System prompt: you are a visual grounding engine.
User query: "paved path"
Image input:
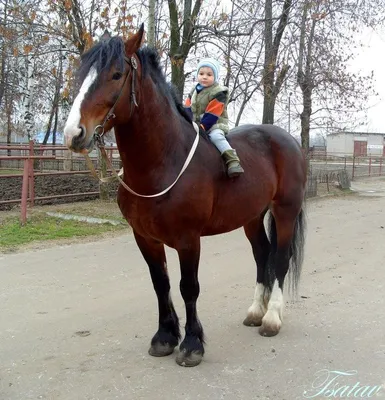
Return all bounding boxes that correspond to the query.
[1,191,384,399]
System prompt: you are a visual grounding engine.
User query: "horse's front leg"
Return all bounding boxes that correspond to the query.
[133,231,180,356]
[175,237,205,367]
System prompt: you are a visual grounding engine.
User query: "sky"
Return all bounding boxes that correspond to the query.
[350,28,385,133]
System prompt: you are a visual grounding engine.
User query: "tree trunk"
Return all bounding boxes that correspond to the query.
[70,0,87,54]
[297,0,317,151]
[170,59,186,99]
[168,0,202,100]
[262,0,292,124]
[0,0,8,108]
[43,102,55,144]
[235,96,248,126]
[44,48,63,146]
[52,104,59,156]
[6,99,12,156]
[262,0,274,124]
[300,88,312,151]
[22,56,35,140]
[148,0,156,47]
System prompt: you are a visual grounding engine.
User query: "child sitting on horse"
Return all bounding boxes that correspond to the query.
[184,58,244,178]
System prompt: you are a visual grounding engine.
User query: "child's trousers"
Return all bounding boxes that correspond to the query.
[208,128,232,154]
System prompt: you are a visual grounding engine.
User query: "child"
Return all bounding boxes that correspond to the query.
[184,58,244,178]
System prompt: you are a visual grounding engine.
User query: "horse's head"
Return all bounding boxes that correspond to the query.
[64,25,144,153]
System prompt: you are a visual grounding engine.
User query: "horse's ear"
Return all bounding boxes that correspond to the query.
[101,30,111,41]
[125,24,145,54]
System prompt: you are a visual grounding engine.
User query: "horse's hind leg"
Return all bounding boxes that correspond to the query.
[133,231,180,356]
[243,212,271,327]
[259,202,304,337]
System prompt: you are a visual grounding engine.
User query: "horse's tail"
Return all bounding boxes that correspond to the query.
[265,208,306,296]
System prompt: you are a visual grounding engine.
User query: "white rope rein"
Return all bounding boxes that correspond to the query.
[86,122,200,198]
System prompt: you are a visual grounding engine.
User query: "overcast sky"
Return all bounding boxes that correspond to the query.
[352,27,385,133]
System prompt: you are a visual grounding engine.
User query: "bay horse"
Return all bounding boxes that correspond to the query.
[63,26,307,367]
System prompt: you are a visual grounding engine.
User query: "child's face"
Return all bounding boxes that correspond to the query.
[197,67,215,87]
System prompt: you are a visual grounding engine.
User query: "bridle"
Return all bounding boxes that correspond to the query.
[93,55,139,145]
[84,52,200,198]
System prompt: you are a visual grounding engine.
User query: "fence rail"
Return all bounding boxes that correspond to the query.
[0,141,121,224]
[309,153,385,180]
[1,144,384,223]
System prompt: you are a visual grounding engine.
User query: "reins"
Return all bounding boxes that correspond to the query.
[84,54,199,198]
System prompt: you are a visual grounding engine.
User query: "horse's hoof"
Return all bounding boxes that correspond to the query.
[258,323,280,337]
[243,314,263,327]
[175,349,203,367]
[148,343,176,357]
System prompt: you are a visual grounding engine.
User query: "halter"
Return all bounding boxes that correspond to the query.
[92,55,139,144]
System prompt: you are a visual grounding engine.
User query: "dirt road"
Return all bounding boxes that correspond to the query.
[1,181,385,400]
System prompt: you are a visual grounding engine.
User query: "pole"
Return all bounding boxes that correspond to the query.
[29,140,35,207]
[20,160,29,225]
[288,92,292,135]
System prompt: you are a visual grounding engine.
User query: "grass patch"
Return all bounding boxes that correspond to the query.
[41,200,126,221]
[0,213,128,252]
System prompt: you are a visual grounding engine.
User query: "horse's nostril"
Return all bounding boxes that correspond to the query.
[78,125,86,139]
[72,125,86,148]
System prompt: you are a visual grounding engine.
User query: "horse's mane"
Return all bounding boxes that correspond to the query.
[78,37,193,126]
[78,36,126,83]
[137,47,194,125]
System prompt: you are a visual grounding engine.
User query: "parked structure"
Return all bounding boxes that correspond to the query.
[327,131,385,156]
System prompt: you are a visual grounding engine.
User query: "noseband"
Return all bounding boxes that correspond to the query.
[93,55,139,145]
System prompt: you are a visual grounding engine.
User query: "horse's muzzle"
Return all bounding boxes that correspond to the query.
[65,125,94,154]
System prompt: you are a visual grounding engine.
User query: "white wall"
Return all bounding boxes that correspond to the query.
[327,133,385,156]
[367,134,384,156]
[327,134,349,155]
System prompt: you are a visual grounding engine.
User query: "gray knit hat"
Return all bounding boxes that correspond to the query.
[197,58,221,82]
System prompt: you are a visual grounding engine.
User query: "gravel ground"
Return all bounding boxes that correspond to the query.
[0,178,384,399]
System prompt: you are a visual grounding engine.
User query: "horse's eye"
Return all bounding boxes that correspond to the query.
[112,72,122,80]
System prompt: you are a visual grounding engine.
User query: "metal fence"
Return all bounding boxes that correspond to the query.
[0,142,122,222]
[2,145,382,215]
[0,142,121,172]
[309,153,385,180]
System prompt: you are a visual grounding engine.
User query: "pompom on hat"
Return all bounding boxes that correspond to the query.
[196,58,221,82]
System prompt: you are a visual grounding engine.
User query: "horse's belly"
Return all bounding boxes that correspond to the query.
[202,199,265,236]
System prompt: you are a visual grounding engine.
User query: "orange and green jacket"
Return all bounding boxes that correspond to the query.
[184,83,229,134]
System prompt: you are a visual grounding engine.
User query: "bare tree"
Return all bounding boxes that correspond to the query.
[167,0,203,99]
[148,0,156,47]
[294,0,384,150]
[262,0,292,124]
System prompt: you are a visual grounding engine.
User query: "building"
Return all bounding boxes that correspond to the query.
[326,131,385,156]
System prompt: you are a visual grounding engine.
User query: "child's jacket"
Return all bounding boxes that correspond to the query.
[185,82,229,134]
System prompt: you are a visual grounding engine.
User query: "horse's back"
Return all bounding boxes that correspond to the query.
[228,124,302,154]
[226,123,307,200]
[228,124,305,176]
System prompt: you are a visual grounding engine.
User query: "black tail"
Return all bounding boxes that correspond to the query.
[265,209,306,296]
[288,209,306,295]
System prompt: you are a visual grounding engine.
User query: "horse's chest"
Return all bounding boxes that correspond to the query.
[118,196,173,237]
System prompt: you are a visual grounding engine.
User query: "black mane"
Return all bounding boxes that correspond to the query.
[78,37,193,125]
[137,47,193,125]
[78,36,126,83]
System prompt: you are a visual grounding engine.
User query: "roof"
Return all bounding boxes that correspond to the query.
[327,131,385,137]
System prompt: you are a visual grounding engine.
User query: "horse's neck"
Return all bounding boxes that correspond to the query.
[115,80,193,188]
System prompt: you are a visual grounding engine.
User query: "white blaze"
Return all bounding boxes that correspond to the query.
[63,66,98,146]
